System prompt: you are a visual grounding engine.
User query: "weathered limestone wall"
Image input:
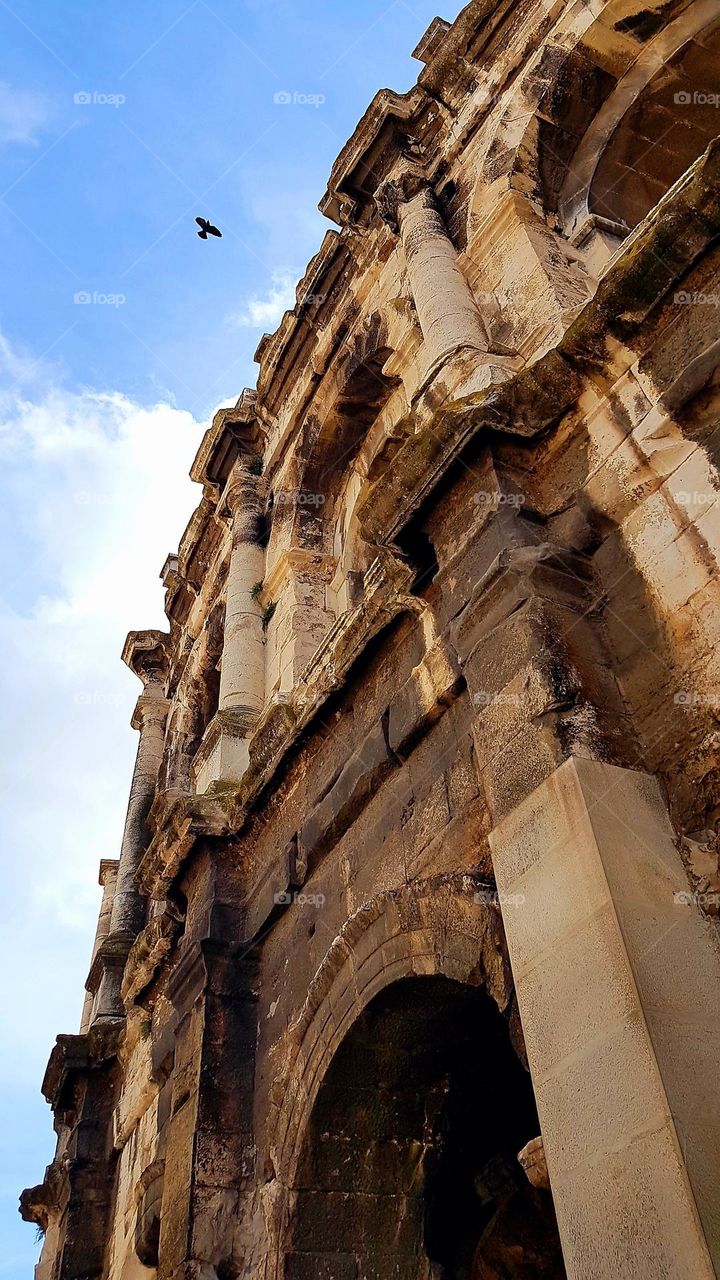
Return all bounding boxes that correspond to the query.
[22,1,720,1278]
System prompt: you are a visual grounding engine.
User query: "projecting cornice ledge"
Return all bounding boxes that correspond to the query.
[358,138,720,548]
[41,1023,122,1111]
[319,86,426,226]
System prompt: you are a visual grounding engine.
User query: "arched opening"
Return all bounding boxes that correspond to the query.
[588,22,720,234]
[260,336,401,697]
[555,7,720,270]
[300,345,399,547]
[284,976,565,1279]
[325,346,400,612]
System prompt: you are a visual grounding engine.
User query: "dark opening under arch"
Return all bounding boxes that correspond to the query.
[284,976,565,1279]
[589,23,720,233]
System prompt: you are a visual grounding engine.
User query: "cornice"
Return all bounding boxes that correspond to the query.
[254,231,346,381]
[41,1023,122,1110]
[412,16,451,65]
[176,498,222,588]
[99,857,119,885]
[189,390,264,499]
[121,629,171,688]
[262,548,335,602]
[319,86,426,226]
[255,233,357,430]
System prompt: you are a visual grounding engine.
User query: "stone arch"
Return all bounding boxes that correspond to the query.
[263,312,404,690]
[260,314,405,695]
[558,1,720,250]
[266,315,401,560]
[473,0,715,216]
[471,0,720,237]
[263,877,565,1279]
[464,0,720,350]
[294,315,401,549]
[159,602,224,795]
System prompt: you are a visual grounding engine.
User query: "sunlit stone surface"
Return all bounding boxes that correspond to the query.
[21,3,720,1277]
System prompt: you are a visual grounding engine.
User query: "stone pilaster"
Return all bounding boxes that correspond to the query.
[262,547,336,697]
[193,461,266,793]
[489,757,720,1279]
[158,940,257,1280]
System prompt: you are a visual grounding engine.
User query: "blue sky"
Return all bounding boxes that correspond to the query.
[0,1,466,1274]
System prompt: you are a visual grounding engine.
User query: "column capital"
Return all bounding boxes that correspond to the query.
[132,684,170,733]
[122,629,170,690]
[222,459,266,518]
[221,460,267,550]
[375,168,432,233]
[98,858,119,886]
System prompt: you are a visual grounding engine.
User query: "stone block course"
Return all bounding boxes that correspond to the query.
[24,4,720,1279]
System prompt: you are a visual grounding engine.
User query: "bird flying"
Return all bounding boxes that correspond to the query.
[195,216,222,239]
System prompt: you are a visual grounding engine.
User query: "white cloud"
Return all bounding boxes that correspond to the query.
[0,83,51,145]
[229,267,297,329]
[0,335,207,1079]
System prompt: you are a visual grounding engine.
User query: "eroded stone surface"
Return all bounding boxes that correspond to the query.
[21,3,720,1279]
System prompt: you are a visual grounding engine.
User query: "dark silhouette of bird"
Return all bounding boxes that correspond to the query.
[195,216,222,240]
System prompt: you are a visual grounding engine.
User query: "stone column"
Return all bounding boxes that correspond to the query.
[489,756,720,1279]
[376,171,497,387]
[80,859,119,1033]
[95,673,169,1022]
[218,463,266,717]
[193,461,266,792]
[109,681,169,938]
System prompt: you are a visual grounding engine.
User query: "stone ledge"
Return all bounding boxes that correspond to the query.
[19,1161,63,1230]
[42,1022,122,1110]
[191,706,258,794]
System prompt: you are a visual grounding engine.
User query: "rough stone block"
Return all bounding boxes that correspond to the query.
[387,639,461,757]
[299,720,392,863]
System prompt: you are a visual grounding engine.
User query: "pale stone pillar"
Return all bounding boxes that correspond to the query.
[108,682,169,938]
[376,172,490,375]
[193,462,266,792]
[218,463,266,717]
[489,756,720,1279]
[79,859,118,1033]
[94,681,168,1022]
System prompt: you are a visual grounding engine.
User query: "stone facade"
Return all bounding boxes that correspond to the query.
[21,1,720,1276]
